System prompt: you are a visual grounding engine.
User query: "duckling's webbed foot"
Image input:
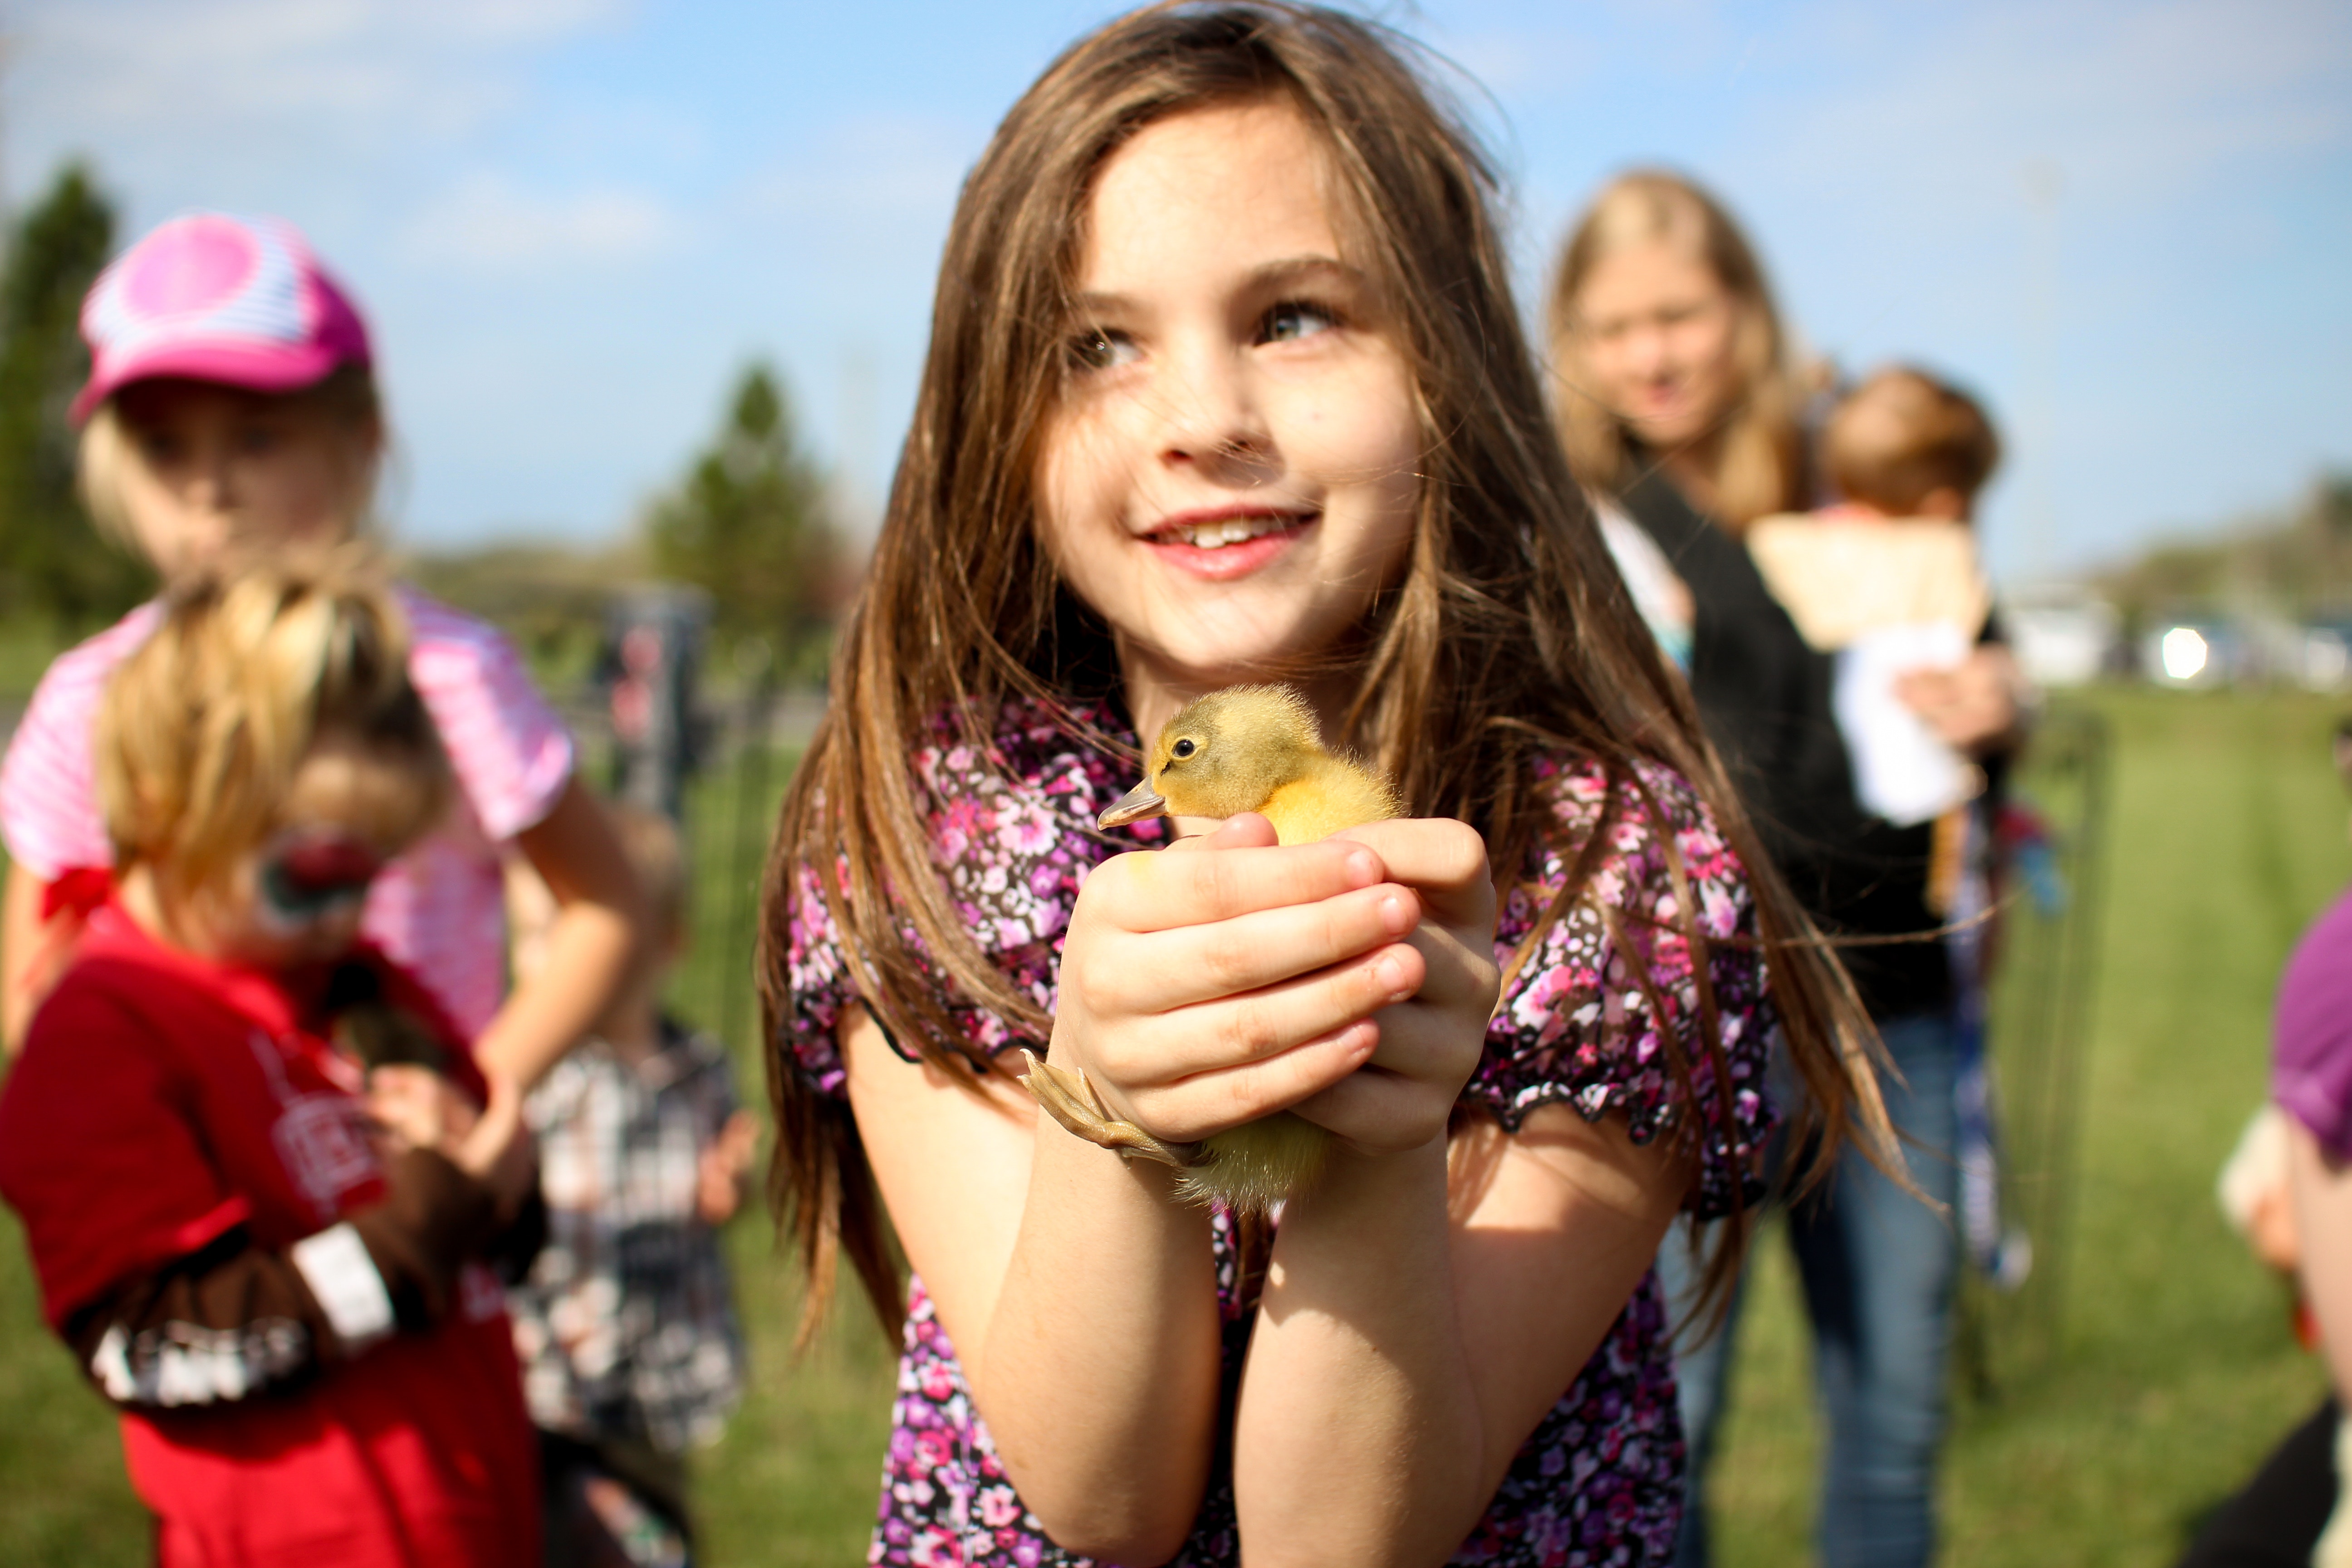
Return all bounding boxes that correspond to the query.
[1016,1049,1201,1171]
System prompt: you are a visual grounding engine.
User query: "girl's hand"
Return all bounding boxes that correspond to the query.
[1047,813,1425,1147]
[1287,816,1500,1158]
[365,1063,480,1154]
[453,1076,539,1219]
[367,1065,536,1217]
[696,1109,760,1225]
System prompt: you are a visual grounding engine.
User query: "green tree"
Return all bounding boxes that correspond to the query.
[645,363,837,677]
[0,164,147,626]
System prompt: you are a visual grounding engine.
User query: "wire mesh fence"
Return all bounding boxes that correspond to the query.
[562,672,820,1071]
[1959,702,2113,1393]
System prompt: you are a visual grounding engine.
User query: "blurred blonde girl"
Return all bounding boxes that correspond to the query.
[0,555,540,1566]
[1553,173,2021,1568]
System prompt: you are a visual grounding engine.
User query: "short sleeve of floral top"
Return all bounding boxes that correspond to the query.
[782,698,1779,1568]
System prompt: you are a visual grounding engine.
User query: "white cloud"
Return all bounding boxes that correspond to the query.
[404,171,683,269]
[8,0,632,170]
[1739,0,2352,216]
[742,114,971,225]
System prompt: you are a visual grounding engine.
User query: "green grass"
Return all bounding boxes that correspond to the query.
[1709,688,2352,1565]
[0,617,76,706]
[668,737,905,1562]
[1,687,2347,1563]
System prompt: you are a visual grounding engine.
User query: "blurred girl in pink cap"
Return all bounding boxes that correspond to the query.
[0,213,644,1147]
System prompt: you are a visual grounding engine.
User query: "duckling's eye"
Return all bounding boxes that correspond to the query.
[1170,738,1197,759]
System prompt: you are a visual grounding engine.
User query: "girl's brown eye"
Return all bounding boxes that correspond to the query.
[1069,328,1136,372]
[1260,300,1338,344]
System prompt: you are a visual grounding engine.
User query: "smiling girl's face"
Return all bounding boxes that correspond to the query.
[1568,240,1741,452]
[1035,98,1422,739]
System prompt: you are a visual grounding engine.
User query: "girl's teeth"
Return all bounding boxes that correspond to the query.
[1176,517,1281,548]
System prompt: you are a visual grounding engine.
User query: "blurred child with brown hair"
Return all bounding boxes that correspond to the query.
[503,802,755,1568]
[1748,364,2022,836]
[0,553,541,1567]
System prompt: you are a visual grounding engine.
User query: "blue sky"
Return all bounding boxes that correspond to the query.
[11,0,2350,581]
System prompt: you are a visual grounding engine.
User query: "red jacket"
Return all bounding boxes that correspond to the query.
[0,904,539,1568]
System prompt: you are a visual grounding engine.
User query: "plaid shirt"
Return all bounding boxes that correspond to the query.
[507,1019,747,1454]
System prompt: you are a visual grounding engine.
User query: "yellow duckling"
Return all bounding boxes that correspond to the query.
[1019,685,1400,1213]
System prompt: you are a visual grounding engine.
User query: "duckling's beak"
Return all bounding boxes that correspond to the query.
[1097,776,1168,830]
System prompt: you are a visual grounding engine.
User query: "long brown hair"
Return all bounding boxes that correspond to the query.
[1548,170,1810,530]
[759,1,1895,1343]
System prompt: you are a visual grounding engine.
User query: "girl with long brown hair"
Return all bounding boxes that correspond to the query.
[762,8,1895,1563]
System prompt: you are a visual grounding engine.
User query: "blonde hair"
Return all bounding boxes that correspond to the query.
[1823,365,2000,516]
[97,545,447,904]
[77,365,385,558]
[1548,170,1808,530]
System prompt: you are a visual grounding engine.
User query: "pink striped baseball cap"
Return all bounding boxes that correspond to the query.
[73,212,371,424]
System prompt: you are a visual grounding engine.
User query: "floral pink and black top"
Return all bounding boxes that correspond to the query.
[782,697,1779,1568]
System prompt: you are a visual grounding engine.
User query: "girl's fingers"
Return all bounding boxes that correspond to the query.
[1326,817,1494,931]
[1283,968,1490,1147]
[1284,1059,1455,1155]
[1280,820,1501,1152]
[1084,879,1422,1014]
[1122,1018,1384,1143]
[1049,812,1497,1147]
[1379,905,1497,1012]
[1353,989,1483,1088]
[1056,934,1420,1129]
[1098,832,1391,934]
[1093,934,1426,1090]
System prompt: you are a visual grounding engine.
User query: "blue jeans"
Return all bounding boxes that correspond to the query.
[1660,1010,1961,1568]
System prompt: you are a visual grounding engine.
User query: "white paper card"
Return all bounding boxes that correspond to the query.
[1834,621,1976,827]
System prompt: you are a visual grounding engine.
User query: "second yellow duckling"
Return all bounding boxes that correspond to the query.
[1019,685,1400,1213]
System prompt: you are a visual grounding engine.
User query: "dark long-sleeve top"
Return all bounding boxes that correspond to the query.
[1614,466,1960,1019]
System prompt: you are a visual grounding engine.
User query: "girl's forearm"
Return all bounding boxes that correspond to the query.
[974,1118,1225,1564]
[2,864,51,1054]
[477,776,645,1092]
[472,898,634,1089]
[1234,1136,1489,1568]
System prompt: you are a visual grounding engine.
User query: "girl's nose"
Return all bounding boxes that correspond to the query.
[182,438,238,514]
[1156,340,1276,484]
[1621,322,1674,382]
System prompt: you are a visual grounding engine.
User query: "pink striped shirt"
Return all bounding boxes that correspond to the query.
[0,587,574,1037]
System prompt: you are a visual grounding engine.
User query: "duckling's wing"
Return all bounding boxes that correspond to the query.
[1260,757,1401,843]
[1176,1112,1331,1213]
